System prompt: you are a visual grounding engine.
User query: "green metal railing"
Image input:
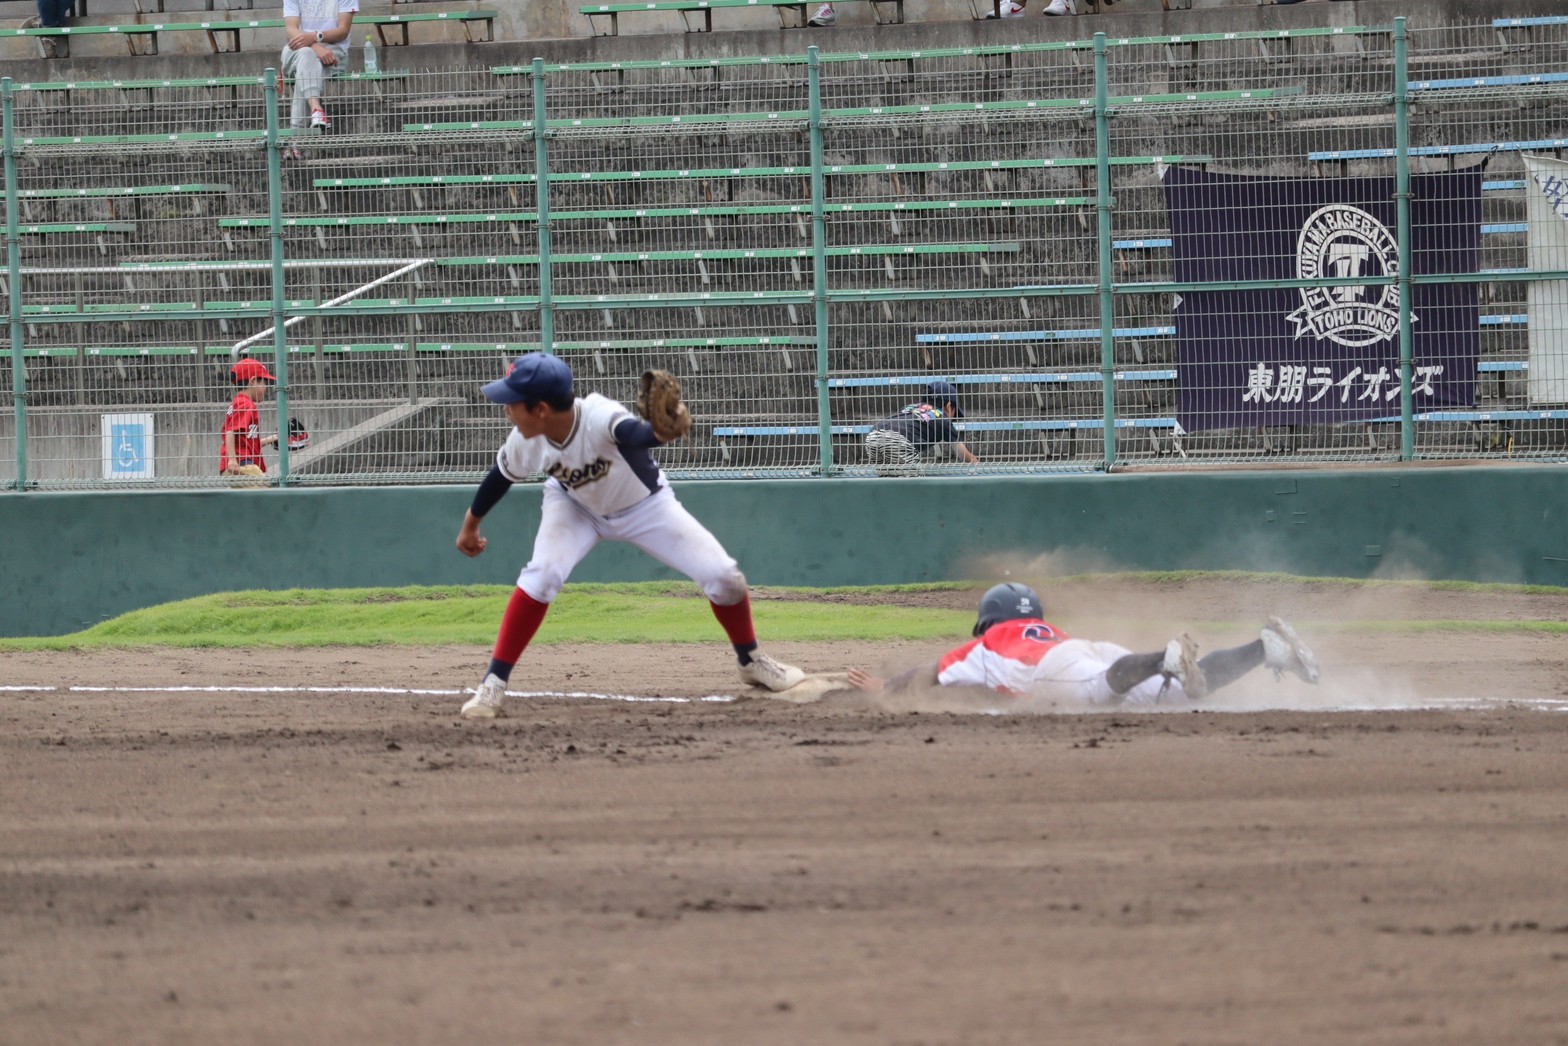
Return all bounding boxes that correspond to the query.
[3,17,1566,489]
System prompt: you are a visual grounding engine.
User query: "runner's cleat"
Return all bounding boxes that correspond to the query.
[1159,633,1207,699]
[1261,616,1320,684]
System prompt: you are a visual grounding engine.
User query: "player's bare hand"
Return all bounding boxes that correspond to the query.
[317,45,338,65]
[847,668,885,694]
[286,31,314,49]
[456,513,487,557]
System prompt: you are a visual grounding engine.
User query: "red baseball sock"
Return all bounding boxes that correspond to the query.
[709,594,757,657]
[489,588,550,680]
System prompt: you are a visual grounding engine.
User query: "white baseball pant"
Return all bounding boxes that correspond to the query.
[1029,639,1195,708]
[516,484,749,607]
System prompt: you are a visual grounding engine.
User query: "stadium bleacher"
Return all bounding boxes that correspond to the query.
[3,0,1566,485]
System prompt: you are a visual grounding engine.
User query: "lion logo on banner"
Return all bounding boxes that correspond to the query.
[1287,204,1413,348]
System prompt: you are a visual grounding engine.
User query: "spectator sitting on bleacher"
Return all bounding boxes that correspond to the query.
[281,0,359,146]
[864,379,980,475]
[21,0,72,57]
[21,0,70,28]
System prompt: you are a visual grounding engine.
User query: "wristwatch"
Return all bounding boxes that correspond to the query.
[315,30,324,42]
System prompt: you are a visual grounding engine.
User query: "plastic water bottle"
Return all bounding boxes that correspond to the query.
[363,36,377,75]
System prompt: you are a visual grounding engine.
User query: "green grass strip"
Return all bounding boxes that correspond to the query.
[0,582,977,651]
[2,573,1563,651]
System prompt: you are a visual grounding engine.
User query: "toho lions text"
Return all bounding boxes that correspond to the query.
[549,457,613,489]
[1287,205,1413,347]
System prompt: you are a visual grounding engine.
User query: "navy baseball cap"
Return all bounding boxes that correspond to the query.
[481,352,574,405]
[927,379,964,417]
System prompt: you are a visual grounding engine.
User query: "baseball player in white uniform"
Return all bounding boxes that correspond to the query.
[456,352,805,719]
[849,582,1320,708]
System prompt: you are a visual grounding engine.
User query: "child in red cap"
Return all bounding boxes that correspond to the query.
[221,357,278,477]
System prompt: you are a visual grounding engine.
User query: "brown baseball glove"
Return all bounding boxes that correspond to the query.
[636,369,693,443]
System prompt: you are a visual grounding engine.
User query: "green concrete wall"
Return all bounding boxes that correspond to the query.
[2,467,1565,637]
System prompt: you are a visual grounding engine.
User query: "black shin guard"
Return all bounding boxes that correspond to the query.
[1105,650,1167,696]
[1198,639,1265,693]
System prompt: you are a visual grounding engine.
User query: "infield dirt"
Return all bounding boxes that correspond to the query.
[3,578,1567,1045]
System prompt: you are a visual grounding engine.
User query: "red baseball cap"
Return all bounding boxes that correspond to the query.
[231,357,277,384]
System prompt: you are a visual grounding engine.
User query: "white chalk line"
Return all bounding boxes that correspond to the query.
[0,684,737,704]
[1,685,1564,713]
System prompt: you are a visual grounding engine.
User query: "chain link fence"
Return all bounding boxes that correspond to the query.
[3,15,1566,489]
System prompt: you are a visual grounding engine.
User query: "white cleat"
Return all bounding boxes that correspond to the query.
[1262,616,1320,684]
[1160,633,1208,700]
[739,652,806,692]
[460,673,508,719]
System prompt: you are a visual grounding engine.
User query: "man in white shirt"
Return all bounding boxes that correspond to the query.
[280,0,358,147]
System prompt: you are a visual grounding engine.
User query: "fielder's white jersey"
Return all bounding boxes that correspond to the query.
[494,393,667,520]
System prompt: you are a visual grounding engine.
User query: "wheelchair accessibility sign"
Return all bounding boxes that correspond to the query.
[102,413,155,481]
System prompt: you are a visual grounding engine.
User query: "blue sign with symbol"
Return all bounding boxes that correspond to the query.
[101,413,155,480]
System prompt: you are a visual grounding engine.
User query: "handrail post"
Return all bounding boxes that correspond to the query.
[3,78,27,490]
[265,68,291,485]
[533,57,555,355]
[1393,18,1414,461]
[1094,34,1117,470]
[808,46,833,477]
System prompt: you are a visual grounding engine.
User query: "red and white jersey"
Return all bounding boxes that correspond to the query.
[936,618,1071,695]
[937,617,1190,707]
[219,391,265,473]
[494,393,667,520]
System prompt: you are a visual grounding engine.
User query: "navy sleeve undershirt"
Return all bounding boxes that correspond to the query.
[469,465,514,518]
[613,416,662,448]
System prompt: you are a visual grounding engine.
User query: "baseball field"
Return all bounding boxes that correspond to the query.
[4,575,1567,1044]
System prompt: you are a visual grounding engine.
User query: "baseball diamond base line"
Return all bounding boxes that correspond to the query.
[3,682,1563,713]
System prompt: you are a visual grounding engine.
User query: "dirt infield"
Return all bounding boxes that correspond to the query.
[4,580,1567,1045]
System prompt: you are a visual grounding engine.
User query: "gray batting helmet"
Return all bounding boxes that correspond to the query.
[973,582,1043,636]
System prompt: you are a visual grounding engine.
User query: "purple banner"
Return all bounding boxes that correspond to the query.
[1161,166,1482,431]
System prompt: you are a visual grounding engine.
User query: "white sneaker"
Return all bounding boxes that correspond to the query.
[309,107,330,131]
[460,673,507,719]
[808,3,835,26]
[1159,633,1207,699]
[1042,0,1075,13]
[986,0,1026,17]
[1261,617,1320,684]
[739,652,805,692]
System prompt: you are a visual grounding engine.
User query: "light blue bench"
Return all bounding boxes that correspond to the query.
[1109,222,1525,261]
[826,370,1177,389]
[1370,410,1568,424]
[1494,15,1568,49]
[1310,139,1568,172]
[915,325,1175,346]
[709,416,1188,466]
[1409,71,1568,92]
